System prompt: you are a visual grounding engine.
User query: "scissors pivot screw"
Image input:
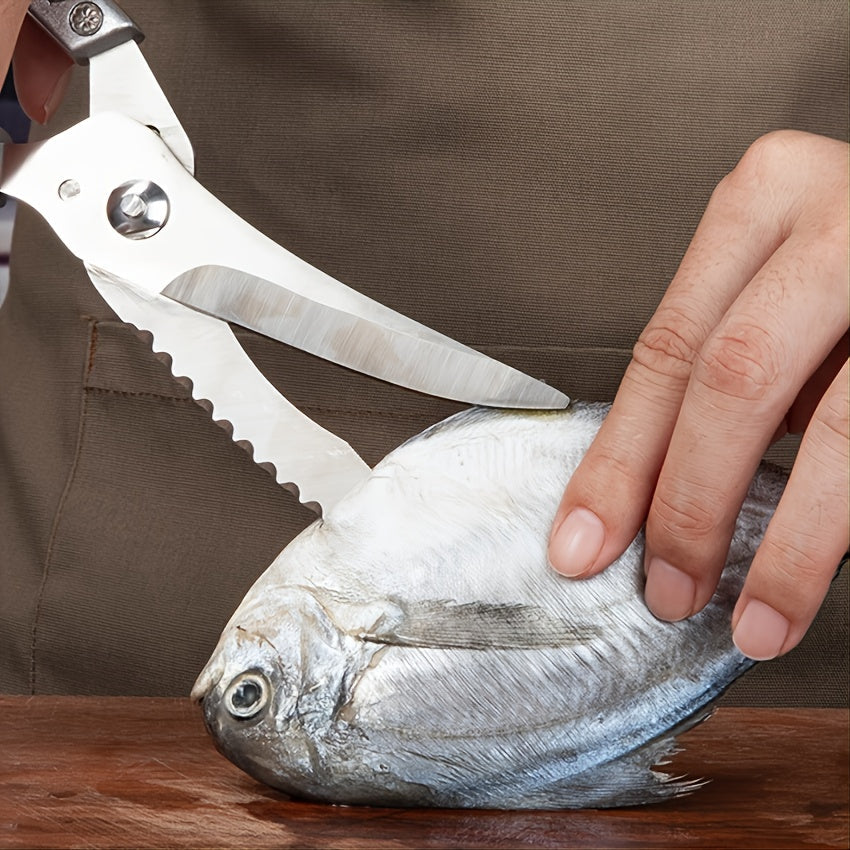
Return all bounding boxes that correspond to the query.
[107,179,169,240]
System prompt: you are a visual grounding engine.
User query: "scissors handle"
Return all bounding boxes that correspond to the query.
[27,0,142,64]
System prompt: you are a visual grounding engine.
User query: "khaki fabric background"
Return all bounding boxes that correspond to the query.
[0,1,847,704]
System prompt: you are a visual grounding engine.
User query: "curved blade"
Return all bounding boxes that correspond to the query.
[86,266,370,514]
[2,112,568,410]
[163,265,568,408]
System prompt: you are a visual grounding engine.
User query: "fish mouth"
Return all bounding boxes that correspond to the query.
[190,657,225,702]
[194,670,285,795]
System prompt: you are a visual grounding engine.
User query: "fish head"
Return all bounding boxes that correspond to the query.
[190,587,303,787]
[191,580,360,794]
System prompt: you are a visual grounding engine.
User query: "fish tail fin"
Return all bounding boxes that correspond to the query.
[544,706,716,809]
[466,706,715,810]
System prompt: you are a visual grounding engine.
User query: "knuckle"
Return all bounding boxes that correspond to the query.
[803,385,850,469]
[632,310,705,384]
[807,216,850,250]
[651,487,720,542]
[758,534,833,597]
[583,444,643,497]
[570,442,647,516]
[710,131,805,225]
[694,323,783,403]
[745,129,803,159]
[728,130,801,187]
[712,131,843,237]
[816,386,850,444]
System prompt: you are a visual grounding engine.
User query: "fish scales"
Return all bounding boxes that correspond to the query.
[192,403,786,809]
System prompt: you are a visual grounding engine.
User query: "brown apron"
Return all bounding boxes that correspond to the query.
[1,0,847,704]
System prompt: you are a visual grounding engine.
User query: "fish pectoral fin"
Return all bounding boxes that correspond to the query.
[359,599,599,650]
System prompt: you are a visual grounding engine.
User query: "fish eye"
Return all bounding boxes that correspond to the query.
[223,671,270,720]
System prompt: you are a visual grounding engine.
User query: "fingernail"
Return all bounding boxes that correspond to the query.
[549,508,605,577]
[645,558,696,621]
[732,600,790,660]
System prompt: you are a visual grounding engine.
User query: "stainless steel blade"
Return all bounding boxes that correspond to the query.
[85,266,371,514]
[163,265,569,409]
[1,111,569,410]
[89,40,194,174]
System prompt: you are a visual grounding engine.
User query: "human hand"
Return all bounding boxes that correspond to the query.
[1,0,72,124]
[548,130,849,661]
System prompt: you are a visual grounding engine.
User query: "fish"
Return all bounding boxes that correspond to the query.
[191,402,787,809]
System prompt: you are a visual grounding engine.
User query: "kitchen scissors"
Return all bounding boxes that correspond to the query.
[0,0,568,511]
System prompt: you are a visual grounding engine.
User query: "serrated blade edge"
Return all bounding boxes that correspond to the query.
[86,265,371,514]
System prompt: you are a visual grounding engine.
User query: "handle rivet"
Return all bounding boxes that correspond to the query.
[58,179,81,201]
[69,2,104,37]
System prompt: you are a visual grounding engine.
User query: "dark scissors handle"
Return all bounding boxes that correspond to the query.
[27,0,142,64]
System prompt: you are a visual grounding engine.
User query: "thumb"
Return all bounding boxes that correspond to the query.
[12,15,74,124]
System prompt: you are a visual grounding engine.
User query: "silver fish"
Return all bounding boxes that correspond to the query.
[192,403,786,809]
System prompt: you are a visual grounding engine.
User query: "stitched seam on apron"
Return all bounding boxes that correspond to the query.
[298,406,448,417]
[85,385,192,403]
[29,319,97,693]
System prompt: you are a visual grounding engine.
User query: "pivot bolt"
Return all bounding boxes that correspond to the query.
[107,180,169,240]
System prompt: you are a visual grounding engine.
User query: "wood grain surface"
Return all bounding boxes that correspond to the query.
[0,697,847,849]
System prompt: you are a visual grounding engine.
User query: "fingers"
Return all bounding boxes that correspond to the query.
[12,16,74,124]
[778,333,850,439]
[643,228,848,620]
[548,130,849,662]
[732,360,850,659]
[548,132,804,579]
[0,1,30,82]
